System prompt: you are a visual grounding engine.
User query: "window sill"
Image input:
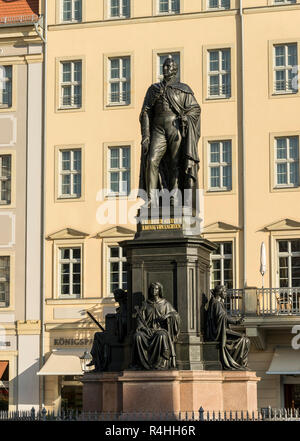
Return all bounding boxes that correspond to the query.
[46,298,103,305]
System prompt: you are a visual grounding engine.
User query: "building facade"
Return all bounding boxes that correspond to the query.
[42,0,300,411]
[0,0,44,410]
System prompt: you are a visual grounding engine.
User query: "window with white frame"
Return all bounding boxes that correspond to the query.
[208,140,232,191]
[157,52,180,82]
[278,240,300,288]
[0,257,10,308]
[208,49,231,98]
[0,66,12,108]
[61,0,82,22]
[108,57,130,105]
[59,149,82,198]
[158,0,180,14]
[211,242,233,289]
[275,136,299,187]
[108,246,127,294]
[274,0,296,4]
[274,44,298,94]
[60,61,82,108]
[208,0,230,9]
[108,146,130,196]
[109,0,130,18]
[59,247,81,297]
[0,156,11,205]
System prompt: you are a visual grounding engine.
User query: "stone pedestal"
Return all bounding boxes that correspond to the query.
[82,370,260,413]
[120,221,221,370]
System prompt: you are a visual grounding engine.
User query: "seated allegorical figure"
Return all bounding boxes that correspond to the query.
[132,281,180,370]
[205,285,250,370]
[87,288,127,371]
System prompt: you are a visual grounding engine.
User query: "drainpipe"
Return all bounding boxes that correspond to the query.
[239,0,246,288]
[40,0,47,409]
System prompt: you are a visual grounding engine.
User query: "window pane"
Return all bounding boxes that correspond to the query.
[222,141,231,163]
[291,240,300,252]
[72,248,81,259]
[209,51,219,71]
[279,241,288,252]
[209,75,219,95]
[122,147,130,168]
[289,137,299,159]
[275,46,285,66]
[122,58,130,78]
[222,50,230,71]
[73,150,81,171]
[74,0,82,21]
[110,247,119,258]
[210,143,220,163]
[73,173,81,196]
[159,0,169,13]
[110,59,120,79]
[210,167,220,188]
[123,0,130,17]
[276,138,287,159]
[288,44,297,66]
[61,175,71,194]
[110,82,120,102]
[277,163,287,184]
[223,242,232,255]
[63,0,72,21]
[290,162,299,185]
[61,249,70,259]
[222,165,232,189]
[62,63,71,82]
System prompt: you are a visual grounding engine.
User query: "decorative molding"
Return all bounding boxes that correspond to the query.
[203,221,241,234]
[46,228,89,240]
[95,225,135,238]
[17,320,41,335]
[263,218,300,232]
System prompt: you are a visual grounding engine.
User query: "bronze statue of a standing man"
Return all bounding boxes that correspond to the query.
[139,57,201,208]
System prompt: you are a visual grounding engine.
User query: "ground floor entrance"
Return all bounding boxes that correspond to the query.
[284,384,300,408]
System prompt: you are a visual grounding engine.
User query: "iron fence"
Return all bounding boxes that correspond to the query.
[257,287,300,316]
[0,406,299,421]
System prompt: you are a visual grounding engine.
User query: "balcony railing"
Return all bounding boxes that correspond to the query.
[225,287,300,317]
[225,289,244,316]
[257,287,300,316]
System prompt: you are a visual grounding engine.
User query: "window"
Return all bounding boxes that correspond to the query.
[59,248,81,297]
[274,44,298,94]
[157,52,180,82]
[278,240,300,287]
[60,61,82,108]
[275,137,299,187]
[0,257,10,307]
[0,66,12,108]
[108,146,130,195]
[158,0,180,14]
[108,246,127,294]
[59,149,82,198]
[274,0,296,4]
[208,141,232,191]
[211,242,233,289]
[208,0,230,9]
[0,156,11,204]
[109,0,130,18]
[208,49,231,98]
[61,0,82,22]
[108,57,130,105]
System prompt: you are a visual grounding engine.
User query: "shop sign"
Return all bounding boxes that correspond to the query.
[53,338,93,346]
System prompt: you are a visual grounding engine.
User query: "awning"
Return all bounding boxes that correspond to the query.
[37,349,84,376]
[267,347,300,375]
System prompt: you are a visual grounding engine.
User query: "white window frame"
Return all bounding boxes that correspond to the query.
[157,0,180,15]
[109,0,130,18]
[108,246,127,296]
[278,239,300,288]
[208,140,232,191]
[207,49,231,99]
[61,0,82,23]
[60,60,82,109]
[207,0,230,10]
[59,149,82,198]
[0,155,11,205]
[58,247,82,298]
[211,242,234,289]
[0,66,12,109]
[108,57,130,106]
[273,43,298,94]
[0,257,10,308]
[275,136,299,188]
[157,52,180,82]
[108,146,130,196]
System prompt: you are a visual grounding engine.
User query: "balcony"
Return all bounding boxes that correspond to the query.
[226,287,300,317]
[0,15,39,26]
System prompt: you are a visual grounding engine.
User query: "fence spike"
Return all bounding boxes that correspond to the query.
[199,406,204,421]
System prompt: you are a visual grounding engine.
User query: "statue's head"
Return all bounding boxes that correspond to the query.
[163,57,178,81]
[212,285,227,299]
[113,288,127,304]
[149,282,163,300]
